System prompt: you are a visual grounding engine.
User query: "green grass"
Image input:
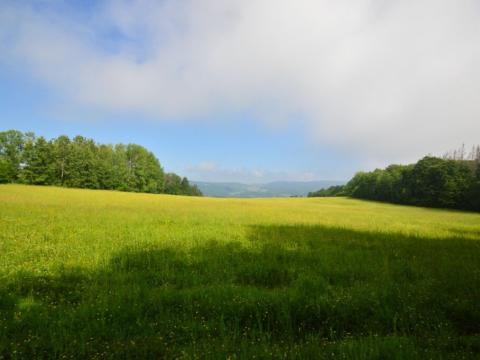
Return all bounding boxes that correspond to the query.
[1,184,479,359]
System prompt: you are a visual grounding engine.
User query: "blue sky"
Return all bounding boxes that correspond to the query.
[0,64,354,182]
[1,0,478,182]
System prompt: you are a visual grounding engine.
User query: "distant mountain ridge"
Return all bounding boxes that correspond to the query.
[192,180,345,198]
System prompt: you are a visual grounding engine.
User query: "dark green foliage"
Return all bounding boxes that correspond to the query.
[0,130,25,183]
[308,185,346,197]
[164,173,202,196]
[345,164,414,204]
[51,135,71,185]
[337,156,479,211]
[472,162,480,209]
[409,157,473,208]
[67,136,100,189]
[1,225,479,358]
[164,172,183,195]
[18,135,54,185]
[0,130,201,196]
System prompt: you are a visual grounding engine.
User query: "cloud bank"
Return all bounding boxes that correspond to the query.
[1,0,479,163]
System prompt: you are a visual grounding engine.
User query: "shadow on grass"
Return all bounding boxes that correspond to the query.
[1,225,479,358]
[448,227,480,239]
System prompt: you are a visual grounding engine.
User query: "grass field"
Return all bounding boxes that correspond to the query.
[1,184,479,359]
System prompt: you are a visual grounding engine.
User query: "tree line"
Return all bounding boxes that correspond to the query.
[309,147,480,212]
[0,130,202,196]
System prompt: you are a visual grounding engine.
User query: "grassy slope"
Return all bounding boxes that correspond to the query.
[0,184,479,359]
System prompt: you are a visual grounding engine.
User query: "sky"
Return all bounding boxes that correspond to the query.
[0,0,479,183]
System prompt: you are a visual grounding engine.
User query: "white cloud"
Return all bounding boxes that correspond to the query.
[1,0,479,164]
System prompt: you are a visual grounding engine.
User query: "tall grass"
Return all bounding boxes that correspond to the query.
[1,184,479,358]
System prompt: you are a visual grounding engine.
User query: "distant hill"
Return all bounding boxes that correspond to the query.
[192,180,345,197]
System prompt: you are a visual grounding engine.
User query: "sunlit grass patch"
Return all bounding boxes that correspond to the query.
[1,184,479,358]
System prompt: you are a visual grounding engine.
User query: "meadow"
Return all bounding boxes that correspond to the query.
[0,184,479,359]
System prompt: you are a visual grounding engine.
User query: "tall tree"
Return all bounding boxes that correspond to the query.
[67,136,99,189]
[164,173,182,195]
[51,135,71,185]
[411,157,472,208]
[341,156,478,211]
[0,130,25,183]
[0,130,201,196]
[20,135,54,185]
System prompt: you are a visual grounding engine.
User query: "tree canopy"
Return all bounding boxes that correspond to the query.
[309,153,480,212]
[0,130,202,196]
